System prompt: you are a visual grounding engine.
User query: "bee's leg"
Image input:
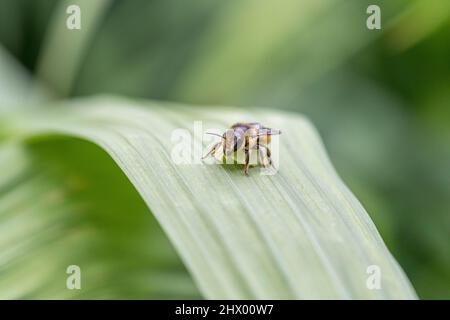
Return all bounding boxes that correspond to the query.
[202,142,221,160]
[265,146,273,167]
[244,147,251,175]
[244,135,251,175]
[256,144,272,168]
[258,149,270,168]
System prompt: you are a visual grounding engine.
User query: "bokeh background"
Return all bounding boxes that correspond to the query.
[0,0,449,298]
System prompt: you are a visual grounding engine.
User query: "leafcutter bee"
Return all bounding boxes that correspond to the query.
[202,122,281,175]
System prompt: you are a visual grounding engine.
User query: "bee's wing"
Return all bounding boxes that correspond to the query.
[259,127,281,135]
[231,122,262,130]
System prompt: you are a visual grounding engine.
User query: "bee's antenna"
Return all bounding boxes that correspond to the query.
[205,132,224,139]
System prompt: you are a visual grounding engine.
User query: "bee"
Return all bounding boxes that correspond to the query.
[202,122,281,175]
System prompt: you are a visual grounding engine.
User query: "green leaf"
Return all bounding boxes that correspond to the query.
[0,141,200,299]
[2,96,418,299]
[1,45,199,299]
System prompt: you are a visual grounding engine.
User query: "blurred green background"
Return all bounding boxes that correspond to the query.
[0,0,449,299]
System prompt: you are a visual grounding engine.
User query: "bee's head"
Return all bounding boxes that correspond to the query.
[206,129,245,157]
[222,129,234,156]
[223,128,245,156]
